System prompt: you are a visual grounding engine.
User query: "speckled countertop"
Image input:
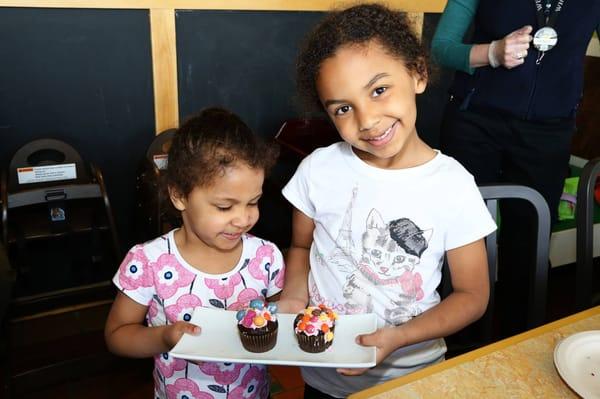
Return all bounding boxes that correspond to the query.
[351,306,600,399]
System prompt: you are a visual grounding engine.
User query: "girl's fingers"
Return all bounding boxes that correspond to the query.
[336,367,368,376]
[182,323,201,335]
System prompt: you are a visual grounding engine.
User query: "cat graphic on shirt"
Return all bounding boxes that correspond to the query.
[342,209,431,325]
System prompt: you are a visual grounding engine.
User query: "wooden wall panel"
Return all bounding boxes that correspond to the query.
[150,8,179,132]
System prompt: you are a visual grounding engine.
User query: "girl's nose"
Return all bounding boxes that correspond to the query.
[357,106,380,132]
[232,209,252,228]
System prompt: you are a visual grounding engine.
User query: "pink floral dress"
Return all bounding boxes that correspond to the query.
[113,230,285,399]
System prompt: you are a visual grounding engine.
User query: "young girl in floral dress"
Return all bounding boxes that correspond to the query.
[105,107,284,399]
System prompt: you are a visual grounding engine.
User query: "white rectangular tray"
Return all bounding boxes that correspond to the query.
[170,307,377,368]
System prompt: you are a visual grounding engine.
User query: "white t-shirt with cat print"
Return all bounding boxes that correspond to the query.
[282,142,496,398]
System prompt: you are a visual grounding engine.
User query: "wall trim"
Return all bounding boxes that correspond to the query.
[0,0,446,12]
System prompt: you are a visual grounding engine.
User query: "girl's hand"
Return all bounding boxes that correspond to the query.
[336,327,401,376]
[490,25,533,69]
[162,321,201,349]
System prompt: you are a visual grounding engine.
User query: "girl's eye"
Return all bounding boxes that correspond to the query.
[334,105,351,116]
[372,87,387,97]
[216,205,232,211]
[248,202,259,207]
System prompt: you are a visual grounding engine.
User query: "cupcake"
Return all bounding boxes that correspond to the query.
[294,304,337,353]
[236,298,278,353]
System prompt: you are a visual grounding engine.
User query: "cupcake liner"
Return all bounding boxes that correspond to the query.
[296,327,335,353]
[238,321,278,353]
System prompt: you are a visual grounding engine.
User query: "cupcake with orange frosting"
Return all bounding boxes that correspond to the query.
[293,304,337,353]
[236,298,278,353]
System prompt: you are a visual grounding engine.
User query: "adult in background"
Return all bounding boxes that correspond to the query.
[432,0,600,336]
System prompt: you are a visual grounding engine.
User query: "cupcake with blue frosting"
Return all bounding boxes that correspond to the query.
[236,298,278,353]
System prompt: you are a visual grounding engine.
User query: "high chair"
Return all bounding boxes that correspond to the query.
[575,157,600,310]
[0,138,124,396]
[134,129,180,242]
[1,138,120,315]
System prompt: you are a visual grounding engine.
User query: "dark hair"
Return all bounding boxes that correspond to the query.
[296,3,430,112]
[166,107,279,197]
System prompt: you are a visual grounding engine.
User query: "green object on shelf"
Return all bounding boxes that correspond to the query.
[553,164,600,233]
[558,177,579,221]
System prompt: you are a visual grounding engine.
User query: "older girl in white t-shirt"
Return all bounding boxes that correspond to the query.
[278,4,496,398]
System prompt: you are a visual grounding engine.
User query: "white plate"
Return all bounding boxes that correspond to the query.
[554,330,600,398]
[170,307,377,368]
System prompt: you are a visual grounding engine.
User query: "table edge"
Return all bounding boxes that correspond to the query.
[349,305,600,399]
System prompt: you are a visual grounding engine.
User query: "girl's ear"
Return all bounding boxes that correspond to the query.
[413,56,428,94]
[169,186,186,211]
[414,75,427,94]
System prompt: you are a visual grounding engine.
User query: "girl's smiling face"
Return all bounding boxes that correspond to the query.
[170,162,263,254]
[316,40,427,169]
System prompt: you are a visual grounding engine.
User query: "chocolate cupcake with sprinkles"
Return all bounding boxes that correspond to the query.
[236,298,279,353]
[294,304,337,353]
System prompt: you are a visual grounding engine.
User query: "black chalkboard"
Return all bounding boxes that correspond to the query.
[0,8,156,252]
[176,10,324,138]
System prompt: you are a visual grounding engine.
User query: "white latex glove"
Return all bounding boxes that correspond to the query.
[488,25,533,69]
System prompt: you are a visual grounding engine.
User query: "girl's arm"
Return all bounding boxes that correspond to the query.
[105,292,199,358]
[432,0,532,72]
[277,208,315,313]
[339,239,489,375]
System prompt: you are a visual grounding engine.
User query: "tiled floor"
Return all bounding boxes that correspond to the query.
[269,366,304,399]
[1,262,597,398]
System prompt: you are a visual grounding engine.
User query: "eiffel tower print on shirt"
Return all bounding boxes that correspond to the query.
[327,186,358,270]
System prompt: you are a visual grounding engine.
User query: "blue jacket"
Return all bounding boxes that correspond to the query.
[448,0,600,120]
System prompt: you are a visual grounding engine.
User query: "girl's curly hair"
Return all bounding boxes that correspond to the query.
[297,3,430,112]
[166,107,279,197]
